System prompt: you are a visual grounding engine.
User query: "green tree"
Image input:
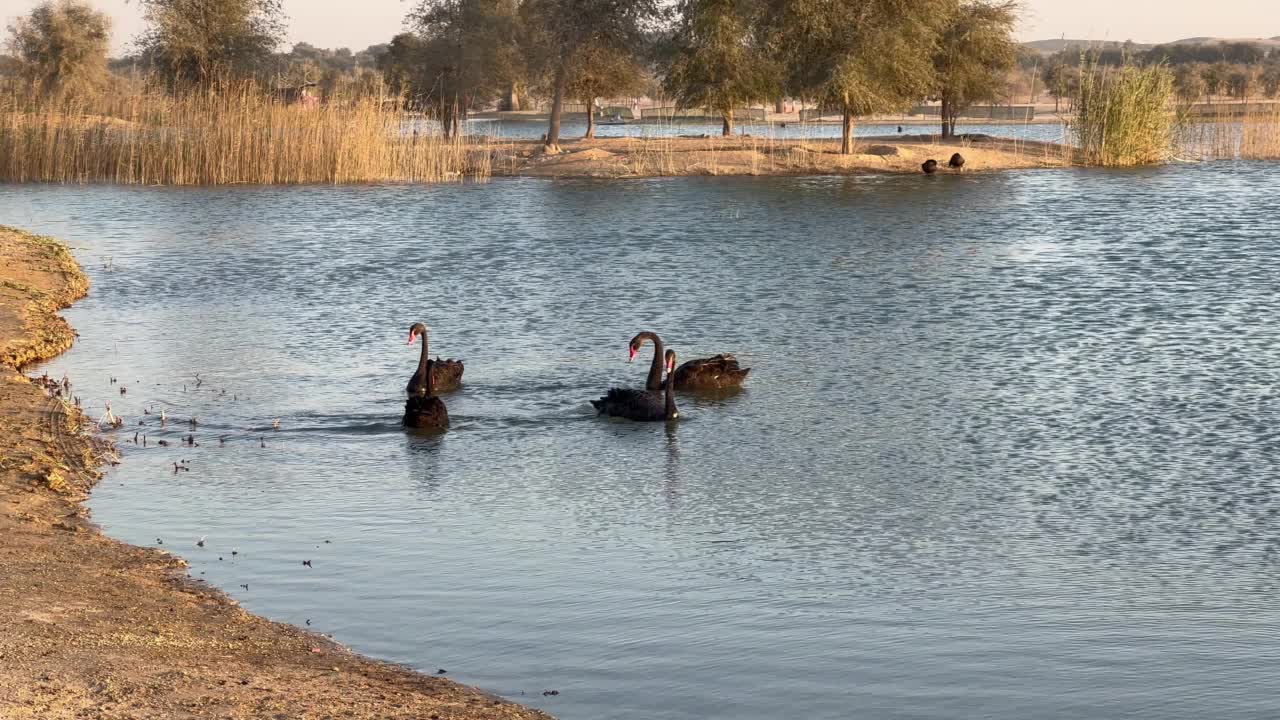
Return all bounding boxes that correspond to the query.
[1227,65,1257,101]
[5,0,110,96]
[409,0,524,137]
[1201,61,1230,103]
[135,0,285,86]
[378,33,434,105]
[521,0,663,149]
[1041,62,1071,112]
[566,41,646,138]
[932,0,1018,138]
[1261,64,1280,99]
[663,0,779,136]
[765,0,955,154]
[1173,63,1206,103]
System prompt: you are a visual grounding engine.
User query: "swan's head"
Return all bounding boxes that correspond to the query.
[629,332,659,362]
[407,323,427,345]
[665,349,676,374]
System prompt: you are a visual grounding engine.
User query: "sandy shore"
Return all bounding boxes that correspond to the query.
[0,226,551,719]
[489,135,1074,179]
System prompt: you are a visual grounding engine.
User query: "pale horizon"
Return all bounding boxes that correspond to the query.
[5,0,1279,55]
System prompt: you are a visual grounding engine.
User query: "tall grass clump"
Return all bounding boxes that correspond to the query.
[0,79,492,185]
[1073,63,1175,166]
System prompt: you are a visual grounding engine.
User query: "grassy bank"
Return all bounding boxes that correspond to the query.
[0,225,550,720]
[0,82,494,184]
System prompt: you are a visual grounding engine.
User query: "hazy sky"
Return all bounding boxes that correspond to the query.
[6,0,1279,54]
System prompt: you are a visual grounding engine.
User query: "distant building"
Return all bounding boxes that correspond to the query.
[273,81,320,108]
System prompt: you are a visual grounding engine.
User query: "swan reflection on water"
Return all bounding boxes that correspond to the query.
[664,423,680,511]
[404,429,447,497]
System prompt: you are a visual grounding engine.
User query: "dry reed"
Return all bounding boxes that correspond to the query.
[1173,104,1280,161]
[1239,105,1280,159]
[0,80,493,185]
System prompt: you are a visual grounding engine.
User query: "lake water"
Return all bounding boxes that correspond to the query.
[4,163,1279,720]
[462,117,1068,144]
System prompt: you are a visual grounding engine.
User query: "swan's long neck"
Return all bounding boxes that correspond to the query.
[417,332,433,396]
[640,332,664,392]
[664,363,677,419]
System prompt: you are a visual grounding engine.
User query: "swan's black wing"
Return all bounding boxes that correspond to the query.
[408,358,465,396]
[674,354,750,391]
[591,388,665,421]
[431,358,465,392]
[404,394,449,430]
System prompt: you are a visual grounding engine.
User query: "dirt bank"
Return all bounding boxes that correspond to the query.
[489,135,1074,179]
[0,226,551,720]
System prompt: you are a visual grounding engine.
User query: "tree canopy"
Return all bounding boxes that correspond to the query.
[566,40,648,137]
[519,0,665,148]
[765,0,956,153]
[664,0,778,136]
[6,0,110,96]
[134,0,286,86]
[404,0,523,135]
[932,1,1019,138]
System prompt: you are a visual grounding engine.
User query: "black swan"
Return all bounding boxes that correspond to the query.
[592,349,679,421]
[403,387,449,430]
[673,354,750,391]
[948,153,965,170]
[403,323,450,430]
[922,159,939,174]
[631,331,750,392]
[406,323,464,395]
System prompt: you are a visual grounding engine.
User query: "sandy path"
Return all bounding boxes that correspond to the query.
[0,226,551,720]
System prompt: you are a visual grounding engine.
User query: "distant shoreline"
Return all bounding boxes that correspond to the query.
[470,110,1073,127]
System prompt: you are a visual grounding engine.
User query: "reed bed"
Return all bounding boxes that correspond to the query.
[0,82,493,185]
[1177,104,1280,161]
[1239,106,1280,160]
[1073,64,1176,167]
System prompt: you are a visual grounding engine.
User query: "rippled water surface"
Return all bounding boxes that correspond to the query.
[3,164,1279,719]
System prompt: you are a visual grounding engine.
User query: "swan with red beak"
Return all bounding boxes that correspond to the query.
[630,331,749,392]
[592,348,679,422]
[405,322,464,396]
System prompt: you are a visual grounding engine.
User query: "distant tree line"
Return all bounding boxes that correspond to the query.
[379,0,1022,150]
[7,0,1028,151]
[1034,40,1280,109]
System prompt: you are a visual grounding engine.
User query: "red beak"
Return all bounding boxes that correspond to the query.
[628,346,637,362]
[407,332,416,345]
